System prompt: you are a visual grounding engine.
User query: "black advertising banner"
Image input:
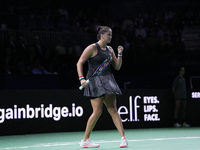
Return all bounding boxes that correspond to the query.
[0,90,90,135]
[0,89,199,136]
[115,89,174,129]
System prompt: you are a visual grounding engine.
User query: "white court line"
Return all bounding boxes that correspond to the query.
[1,137,200,149]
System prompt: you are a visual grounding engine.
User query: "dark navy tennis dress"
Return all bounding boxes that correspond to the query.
[84,43,122,98]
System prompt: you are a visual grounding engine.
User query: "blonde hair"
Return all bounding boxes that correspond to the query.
[97,26,111,40]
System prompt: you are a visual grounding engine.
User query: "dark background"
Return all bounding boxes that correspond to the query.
[0,0,200,90]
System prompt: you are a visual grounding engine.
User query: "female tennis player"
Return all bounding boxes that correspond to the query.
[77,26,128,148]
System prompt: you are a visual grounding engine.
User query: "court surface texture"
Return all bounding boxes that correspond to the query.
[0,127,200,150]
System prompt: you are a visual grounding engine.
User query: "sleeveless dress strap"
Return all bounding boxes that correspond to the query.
[95,43,101,51]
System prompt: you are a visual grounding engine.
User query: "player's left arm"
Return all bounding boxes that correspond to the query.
[107,46,123,70]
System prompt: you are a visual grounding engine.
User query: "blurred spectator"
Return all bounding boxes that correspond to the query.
[4,64,12,74]
[122,30,133,52]
[26,13,37,31]
[142,7,151,21]
[168,24,180,43]
[40,48,58,73]
[46,63,58,75]
[70,18,81,33]
[154,6,163,21]
[3,47,16,71]
[16,35,28,60]
[157,24,171,42]
[80,13,92,33]
[134,35,148,63]
[54,39,68,72]
[68,40,82,60]
[121,15,134,32]
[164,5,176,24]
[5,34,17,53]
[160,34,173,54]
[57,15,70,32]
[91,18,101,33]
[31,35,44,58]
[25,46,37,71]
[1,23,7,30]
[55,39,67,57]
[67,40,82,71]
[35,12,43,30]
[146,31,160,53]
[14,0,29,15]
[173,37,185,54]
[31,58,50,74]
[15,61,29,74]
[58,3,69,19]
[135,14,144,27]
[176,7,184,22]
[135,24,147,39]
[182,6,194,28]
[134,6,143,21]
[111,24,125,50]
[41,15,54,31]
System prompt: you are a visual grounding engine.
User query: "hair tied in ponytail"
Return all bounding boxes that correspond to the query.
[97,26,102,32]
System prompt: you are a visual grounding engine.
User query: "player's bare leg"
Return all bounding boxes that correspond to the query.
[103,94,125,137]
[83,97,103,141]
[103,94,128,147]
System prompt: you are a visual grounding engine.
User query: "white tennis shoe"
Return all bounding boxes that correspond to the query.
[182,122,190,127]
[80,138,100,148]
[120,136,128,148]
[174,122,181,127]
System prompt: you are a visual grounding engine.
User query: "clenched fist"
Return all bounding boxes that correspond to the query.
[118,46,124,54]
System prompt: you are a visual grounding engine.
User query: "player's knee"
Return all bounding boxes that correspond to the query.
[107,107,117,114]
[93,109,102,117]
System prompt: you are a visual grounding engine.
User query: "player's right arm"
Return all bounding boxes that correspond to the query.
[77,44,97,87]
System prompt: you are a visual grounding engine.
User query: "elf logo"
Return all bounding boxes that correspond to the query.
[118,96,140,122]
[118,95,160,122]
